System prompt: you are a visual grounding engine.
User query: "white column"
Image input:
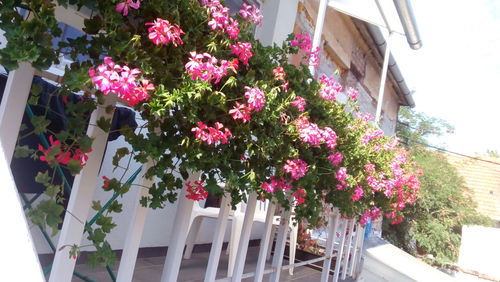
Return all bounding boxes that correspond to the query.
[0,144,45,281]
[204,194,231,282]
[116,160,154,282]
[320,212,340,282]
[255,0,300,46]
[49,96,116,282]
[254,201,277,282]
[374,32,394,123]
[231,192,258,281]
[309,0,329,76]
[0,62,35,164]
[349,224,363,277]
[160,172,200,282]
[341,219,356,279]
[269,206,292,282]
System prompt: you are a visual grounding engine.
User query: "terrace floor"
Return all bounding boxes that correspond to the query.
[72,245,327,282]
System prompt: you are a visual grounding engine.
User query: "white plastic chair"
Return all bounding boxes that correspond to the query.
[184,196,298,276]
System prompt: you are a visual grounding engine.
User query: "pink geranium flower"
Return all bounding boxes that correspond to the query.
[191,121,232,145]
[229,102,252,123]
[230,42,253,65]
[328,152,343,166]
[294,188,307,205]
[283,159,309,180]
[185,180,208,201]
[239,3,263,25]
[115,0,141,16]
[291,96,306,111]
[244,86,266,111]
[146,18,185,46]
[318,75,343,101]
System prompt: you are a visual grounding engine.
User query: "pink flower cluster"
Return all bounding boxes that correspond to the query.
[185,52,238,84]
[283,159,309,180]
[229,102,252,123]
[360,206,381,226]
[38,136,91,167]
[328,152,343,166]
[261,176,292,193]
[185,180,209,201]
[202,0,239,39]
[361,128,384,145]
[191,122,232,145]
[244,86,266,111]
[291,96,307,111]
[351,185,364,201]
[294,188,306,205]
[318,75,343,101]
[308,47,320,67]
[294,116,338,150]
[116,0,141,16]
[146,18,184,46]
[346,87,358,100]
[273,66,289,92]
[239,3,263,25]
[291,34,312,51]
[89,57,154,106]
[336,167,347,182]
[230,42,253,65]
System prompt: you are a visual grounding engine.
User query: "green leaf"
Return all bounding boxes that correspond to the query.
[67,159,83,175]
[92,200,102,211]
[31,116,51,134]
[96,116,111,132]
[35,171,51,186]
[14,145,34,158]
[112,147,130,167]
[107,201,122,213]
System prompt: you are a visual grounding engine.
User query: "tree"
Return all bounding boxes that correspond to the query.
[383,107,491,267]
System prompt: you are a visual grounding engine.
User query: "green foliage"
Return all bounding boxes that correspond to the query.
[384,108,491,266]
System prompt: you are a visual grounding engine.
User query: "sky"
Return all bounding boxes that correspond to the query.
[390,0,500,155]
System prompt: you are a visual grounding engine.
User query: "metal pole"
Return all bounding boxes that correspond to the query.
[309,0,329,76]
[374,31,394,123]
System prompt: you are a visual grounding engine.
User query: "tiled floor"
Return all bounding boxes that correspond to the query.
[73,246,323,281]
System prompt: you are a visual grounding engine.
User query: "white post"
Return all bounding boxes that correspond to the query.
[254,201,277,282]
[349,224,363,276]
[374,31,394,123]
[332,219,348,282]
[116,161,154,282]
[341,219,356,279]
[49,96,116,282]
[159,172,200,282]
[354,226,366,278]
[309,0,329,76]
[205,194,231,282]
[0,62,35,164]
[320,212,340,282]
[231,192,258,282]
[0,144,45,282]
[269,205,292,282]
[255,0,299,46]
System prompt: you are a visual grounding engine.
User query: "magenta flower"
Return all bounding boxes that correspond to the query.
[336,167,347,182]
[203,0,240,39]
[294,116,323,147]
[244,86,265,111]
[115,0,141,16]
[89,57,154,107]
[283,159,309,180]
[146,18,185,46]
[239,3,263,25]
[351,185,364,202]
[307,46,320,67]
[291,34,312,52]
[273,67,286,80]
[229,102,252,123]
[319,75,343,101]
[191,121,232,145]
[321,127,338,150]
[185,180,208,201]
[291,96,306,111]
[261,176,293,193]
[346,87,358,100]
[328,152,343,166]
[185,52,238,84]
[230,42,253,65]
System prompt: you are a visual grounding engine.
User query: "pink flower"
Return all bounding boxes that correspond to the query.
[185,180,208,201]
[328,152,343,166]
[361,128,384,145]
[102,176,111,191]
[336,167,347,182]
[191,121,232,145]
[291,34,312,52]
[89,57,154,106]
[291,96,306,111]
[273,67,286,80]
[146,18,184,46]
[321,127,338,150]
[346,87,358,100]
[203,0,240,39]
[307,46,320,67]
[185,52,238,84]
[229,102,252,123]
[244,86,265,111]
[230,42,253,65]
[283,159,309,180]
[294,188,306,205]
[351,185,364,201]
[294,116,323,147]
[261,176,293,193]
[318,75,343,101]
[115,0,141,16]
[239,3,263,25]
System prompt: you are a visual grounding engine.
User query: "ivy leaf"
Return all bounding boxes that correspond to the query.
[112,147,130,167]
[180,168,189,180]
[35,171,51,186]
[83,16,102,35]
[31,116,51,134]
[92,200,102,211]
[90,228,106,243]
[97,116,111,132]
[107,201,122,213]
[14,145,34,158]
[78,135,93,152]
[45,184,61,198]
[96,216,116,233]
[205,178,221,196]
[67,159,83,175]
